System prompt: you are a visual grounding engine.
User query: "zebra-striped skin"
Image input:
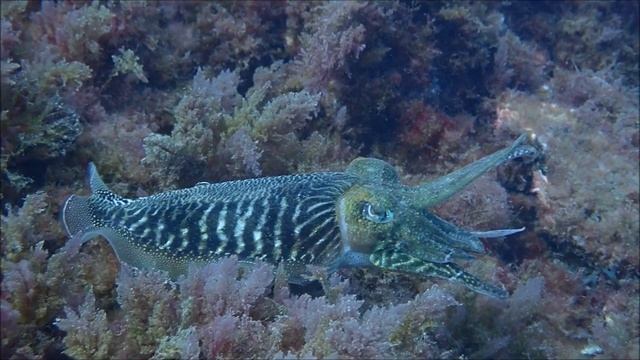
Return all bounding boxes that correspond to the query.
[63,169,356,276]
[63,134,539,298]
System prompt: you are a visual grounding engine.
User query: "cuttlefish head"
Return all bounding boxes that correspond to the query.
[333,135,538,298]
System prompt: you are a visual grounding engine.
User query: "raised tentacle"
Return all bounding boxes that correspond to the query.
[410,134,538,207]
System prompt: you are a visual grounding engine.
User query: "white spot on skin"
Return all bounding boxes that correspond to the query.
[215,204,228,255]
[294,207,333,235]
[128,216,148,232]
[234,198,257,254]
[273,197,287,260]
[338,197,351,254]
[250,197,270,258]
[253,231,262,251]
[178,236,189,251]
[292,201,303,224]
[159,235,175,250]
[198,204,214,252]
[155,223,165,246]
[234,218,246,253]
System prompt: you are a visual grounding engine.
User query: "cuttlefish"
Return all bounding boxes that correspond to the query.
[63,134,537,298]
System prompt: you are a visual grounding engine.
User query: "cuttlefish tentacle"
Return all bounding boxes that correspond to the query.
[471,228,525,238]
[62,134,538,298]
[336,134,538,298]
[410,133,538,207]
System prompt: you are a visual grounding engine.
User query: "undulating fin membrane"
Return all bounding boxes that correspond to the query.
[62,193,131,264]
[63,162,104,236]
[62,162,120,237]
[61,163,125,261]
[62,194,93,237]
[62,162,193,276]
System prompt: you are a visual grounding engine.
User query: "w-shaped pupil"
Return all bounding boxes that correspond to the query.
[363,202,393,223]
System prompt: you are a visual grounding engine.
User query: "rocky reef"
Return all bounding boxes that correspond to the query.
[1,1,638,359]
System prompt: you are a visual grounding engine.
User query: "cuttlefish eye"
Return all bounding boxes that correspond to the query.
[362,202,394,223]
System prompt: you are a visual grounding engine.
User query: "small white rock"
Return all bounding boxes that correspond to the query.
[580,344,603,357]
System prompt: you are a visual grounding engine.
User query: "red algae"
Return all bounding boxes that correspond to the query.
[1,1,638,359]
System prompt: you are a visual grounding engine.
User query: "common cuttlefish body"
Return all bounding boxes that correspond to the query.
[63,135,537,298]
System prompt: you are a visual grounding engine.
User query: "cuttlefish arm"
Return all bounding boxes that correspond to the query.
[369,245,508,298]
[336,134,539,298]
[62,133,537,299]
[411,133,538,208]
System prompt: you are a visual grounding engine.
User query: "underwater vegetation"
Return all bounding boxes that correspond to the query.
[1,1,638,359]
